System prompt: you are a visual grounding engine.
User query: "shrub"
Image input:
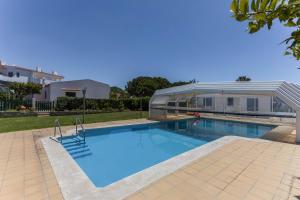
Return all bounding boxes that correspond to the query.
[117,100,125,111]
[55,97,150,111]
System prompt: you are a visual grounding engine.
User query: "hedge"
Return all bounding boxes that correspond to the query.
[55,97,150,111]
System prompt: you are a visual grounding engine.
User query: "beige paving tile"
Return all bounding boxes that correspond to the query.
[156,188,195,200]
[0,118,299,200]
[140,184,163,199]
[217,192,241,200]
[163,174,182,186]
[125,192,145,200]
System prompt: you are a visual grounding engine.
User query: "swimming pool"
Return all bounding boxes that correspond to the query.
[61,118,275,187]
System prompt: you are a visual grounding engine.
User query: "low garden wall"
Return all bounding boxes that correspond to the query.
[0,112,37,118]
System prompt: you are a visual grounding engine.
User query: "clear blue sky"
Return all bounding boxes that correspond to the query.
[0,0,299,88]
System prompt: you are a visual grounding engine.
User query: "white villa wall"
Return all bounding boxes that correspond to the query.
[224,96,241,113]
[0,65,63,84]
[2,66,32,78]
[214,95,224,112]
[258,96,272,113]
[151,94,293,118]
[44,79,110,101]
[191,94,272,114]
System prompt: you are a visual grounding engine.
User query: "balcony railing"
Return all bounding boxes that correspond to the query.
[0,74,28,83]
[0,74,61,85]
[30,78,57,85]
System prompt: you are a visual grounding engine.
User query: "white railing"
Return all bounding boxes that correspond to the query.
[30,78,58,85]
[0,74,28,83]
[0,75,58,85]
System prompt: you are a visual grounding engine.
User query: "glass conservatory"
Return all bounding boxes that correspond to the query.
[149,81,300,141]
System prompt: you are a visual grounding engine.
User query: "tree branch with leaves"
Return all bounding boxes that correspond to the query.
[9,82,42,100]
[231,0,300,59]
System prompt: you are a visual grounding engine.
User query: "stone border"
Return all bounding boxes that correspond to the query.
[42,121,271,200]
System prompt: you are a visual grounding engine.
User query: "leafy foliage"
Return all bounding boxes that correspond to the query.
[56,97,150,111]
[0,85,9,101]
[9,82,42,100]
[236,75,252,81]
[125,76,172,97]
[125,76,197,97]
[230,0,300,59]
[110,86,129,99]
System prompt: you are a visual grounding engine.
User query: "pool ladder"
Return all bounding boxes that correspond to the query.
[50,118,86,144]
[75,118,86,142]
[50,119,63,143]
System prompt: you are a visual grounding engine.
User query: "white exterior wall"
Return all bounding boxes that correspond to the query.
[2,66,32,78]
[214,95,225,112]
[0,65,63,84]
[258,96,272,113]
[0,66,32,83]
[192,94,272,114]
[44,79,110,101]
[152,94,276,117]
[225,96,241,113]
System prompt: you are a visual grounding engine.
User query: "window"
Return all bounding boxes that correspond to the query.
[167,109,176,114]
[196,97,204,108]
[16,72,20,77]
[167,102,176,107]
[178,101,187,107]
[204,97,212,107]
[189,97,197,108]
[44,91,47,99]
[247,98,258,111]
[8,72,13,77]
[65,92,76,97]
[272,96,295,113]
[227,97,234,106]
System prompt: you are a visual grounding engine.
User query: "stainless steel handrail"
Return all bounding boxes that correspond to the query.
[50,119,63,143]
[75,118,85,142]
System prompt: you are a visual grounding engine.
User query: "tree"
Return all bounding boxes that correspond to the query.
[125,76,172,97]
[236,75,252,81]
[230,0,300,59]
[9,82,42,100]
[26,82,42,98]
[0,85,8,101]
[110,86,129,99]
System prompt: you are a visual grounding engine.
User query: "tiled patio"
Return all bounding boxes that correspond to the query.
[0,118,299,200]
[0,130,63,200]
[127,139,300,200]
[0,119,151,200]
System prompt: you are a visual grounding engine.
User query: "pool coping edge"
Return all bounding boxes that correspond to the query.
[41,121,271,200]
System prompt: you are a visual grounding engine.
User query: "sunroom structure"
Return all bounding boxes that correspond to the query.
[149,81,300,142]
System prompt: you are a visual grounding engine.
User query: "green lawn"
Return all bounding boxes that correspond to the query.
[0,111,148,133]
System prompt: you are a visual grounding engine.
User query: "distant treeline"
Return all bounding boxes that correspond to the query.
[110,76,196,99]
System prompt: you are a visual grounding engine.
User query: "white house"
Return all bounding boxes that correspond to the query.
[0,60,64,85]
[0,60,110,101]
[42,79,110,101]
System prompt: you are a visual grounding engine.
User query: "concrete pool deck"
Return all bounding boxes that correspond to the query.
[0,117,298,200]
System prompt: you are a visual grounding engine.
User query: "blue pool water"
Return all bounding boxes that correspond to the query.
[61,118,275,187]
